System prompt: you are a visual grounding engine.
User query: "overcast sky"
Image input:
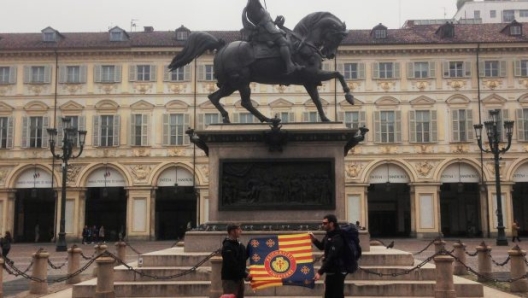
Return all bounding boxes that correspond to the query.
[1,0,458,33]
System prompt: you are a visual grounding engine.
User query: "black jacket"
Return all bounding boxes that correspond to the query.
[221,238,249,280]
[312,228,345,275]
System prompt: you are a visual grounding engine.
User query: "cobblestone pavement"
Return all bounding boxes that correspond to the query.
[1,237,526,297]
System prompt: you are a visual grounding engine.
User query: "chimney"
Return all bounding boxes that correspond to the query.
[144,26,154,33]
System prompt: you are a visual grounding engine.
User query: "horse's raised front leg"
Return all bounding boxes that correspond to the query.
[208,86,236,123]
[239,85,272,123]
[304,83,330,122]
[314,70,354,105]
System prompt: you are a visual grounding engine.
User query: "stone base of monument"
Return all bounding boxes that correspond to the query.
[71,244,484,298]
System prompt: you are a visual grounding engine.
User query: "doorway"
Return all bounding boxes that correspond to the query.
[85,187,127,241]
[367,183,411,237]
[14,189,56,242]
[155,186,197,240]
[439,183,481,237]
[512,182,528,236]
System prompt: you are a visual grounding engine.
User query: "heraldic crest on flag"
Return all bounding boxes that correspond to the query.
[247,233,315,290]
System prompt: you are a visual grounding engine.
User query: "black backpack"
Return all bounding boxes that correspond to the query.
[340,223,362,273]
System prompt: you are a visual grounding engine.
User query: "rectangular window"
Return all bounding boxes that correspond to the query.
[31,66,46,83]
[101,65,115,82]
[449,61,463,77]
[487,110,509,142]
[503,10,515,22]
[521,10,528,17]
[277,112,294,123]
[0,67,10,84]
[170,67,186,81]
[168,114,185,145]
[510,26,522,36]
[516,109,528,141]
[0,117,8,148]
[410,110,437,143]
[452,109,474,142]
[484,61,499,77]
[490,10,496,18]
[137,65,151,81]
[238,113,255,124]
[414,62,428,78]
[344,111,361,129]
[100,115,114,147]
[62,116,80,147]
[517,60,528,77]
[29,117,44,148]
[131,114,149,146]
[205,65,214,81]
[375,29,387,39]
[379,62,393,79]
[110,31,122,41]
[474,10,481,19]
[66,66,81,83]
[204,113,221,127]
[304,111,320,123]
[380,111,396,143]
[344,63,359,80]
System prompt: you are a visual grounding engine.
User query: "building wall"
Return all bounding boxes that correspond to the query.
[455,0,528,23]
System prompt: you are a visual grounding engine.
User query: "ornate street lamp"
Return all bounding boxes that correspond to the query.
[47,117,87,252]
[474,109,514,246]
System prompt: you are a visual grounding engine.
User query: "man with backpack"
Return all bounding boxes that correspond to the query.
[310,214,347,298]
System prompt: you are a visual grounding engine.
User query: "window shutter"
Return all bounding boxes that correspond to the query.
[429,62,436,78]
[6,117,14,148]
[23,66,31,83]
[114,65,122,82]
[113,115,120,146]
[337,63,344,74]
[431,110,437,142]
[514,60,522,77]
[452,110,460,142]
[464,61,472,77]
[56,116,64,145]
[150,65,157,82]
[198,65,205,81]
[21,117,28,148]
[78,116,86,147]
[358,63,365,79]
[499,60,507,77]
[288,112,295,122]
[163,65,171,81]
[322,63,331,71]
[409,111,416,143]
[162,114,170,146]
[183,114,190,145]
[374,111,381,143]
[94,65,102,83]
[92,116,100,147]
[44,65,52,83]
[197,113,205,130]
[395,111,402,142]
[79,65,87,83]
[41,116,49,148]
[394,63,400,79]
[407,62,415,79]
[9,66,17,84]
[479,61,486,77]
[142,114,149,146]
[502,109,510,140]
[466,109,474,140]
[128,65,136,82]
[372,63,379,79]
[58,66,67,83]
[359,111,366,128]
[517,109,525,141]
[337,112,344,122]
[184,65,191,81]
[302,112,309,123]
[443,61,450,78]
[130,113,137,146]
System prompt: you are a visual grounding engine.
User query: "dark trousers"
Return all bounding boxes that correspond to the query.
[512,236,521,242]
[324,272,347,298]
[222,279,244,298]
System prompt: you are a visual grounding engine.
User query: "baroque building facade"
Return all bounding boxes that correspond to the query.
[1,21,528,241]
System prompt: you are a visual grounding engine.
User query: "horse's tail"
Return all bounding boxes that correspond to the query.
[168,32,225,71]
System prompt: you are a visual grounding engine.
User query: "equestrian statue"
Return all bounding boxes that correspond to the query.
[169,0,354,123]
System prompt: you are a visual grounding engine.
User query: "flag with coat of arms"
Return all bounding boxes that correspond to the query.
[247,233,315,290]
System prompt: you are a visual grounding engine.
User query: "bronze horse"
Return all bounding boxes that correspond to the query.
[169,12,354,123]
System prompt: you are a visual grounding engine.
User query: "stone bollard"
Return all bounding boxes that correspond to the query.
[476,241,492,282]
[453,241,468,276]
[94,257,115,298]
[67,245,82,284]
[93,244,109,277]
[0,257,4,298]
[434,255,456,298]
[29,249,49,295]
[115,242,126,266]
[210,256,223,298]
[509,245,528,292]
[434,238,446,253]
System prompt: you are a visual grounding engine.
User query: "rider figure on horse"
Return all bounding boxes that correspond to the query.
[243,0,298,74]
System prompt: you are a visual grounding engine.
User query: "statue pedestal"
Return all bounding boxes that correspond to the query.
[186,122,366,251]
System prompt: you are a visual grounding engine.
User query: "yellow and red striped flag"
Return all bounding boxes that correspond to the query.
[247,233,315,290]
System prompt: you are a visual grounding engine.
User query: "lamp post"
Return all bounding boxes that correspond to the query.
[474,109,514,246]
[47,117,87,252]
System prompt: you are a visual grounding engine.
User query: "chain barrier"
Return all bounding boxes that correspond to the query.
[124,240,142,255]
[47,256,69,270]
[361,252,438,277]
[464,248,478,257]
[489,253,511,267]
[80,251,96,260]
[413,238,438,255]
[3,255,35,275]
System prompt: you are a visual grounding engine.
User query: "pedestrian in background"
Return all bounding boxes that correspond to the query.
[99,225,105,243]
[512,220,521,242]
[1,231,13,258]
